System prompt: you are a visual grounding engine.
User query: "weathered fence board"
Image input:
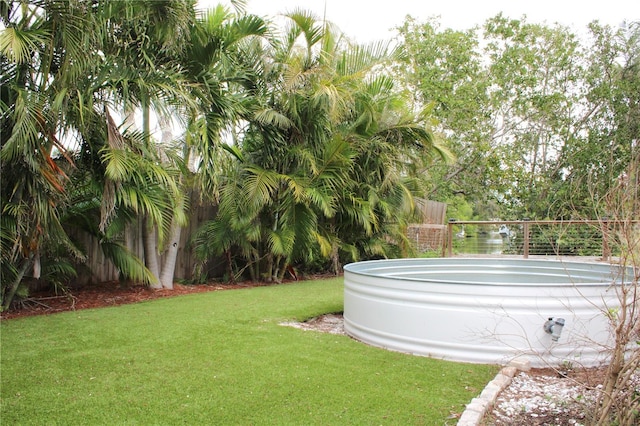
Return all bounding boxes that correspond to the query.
[68,197,448,285]
[68,195,216,286]
[407,199,447,253]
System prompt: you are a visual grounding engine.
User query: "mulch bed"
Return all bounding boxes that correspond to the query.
[0,281,273,320]
[1,273,340,320]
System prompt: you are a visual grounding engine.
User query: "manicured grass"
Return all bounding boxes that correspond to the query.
[1,278,498,425]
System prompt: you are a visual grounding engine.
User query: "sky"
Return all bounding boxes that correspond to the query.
[198,0,639,43]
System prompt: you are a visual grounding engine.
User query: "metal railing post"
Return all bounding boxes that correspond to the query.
[447,219,455,257]
[601,218,610,262]
[523,219,530,259]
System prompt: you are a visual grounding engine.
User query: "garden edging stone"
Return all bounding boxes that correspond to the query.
[457,363,528,425]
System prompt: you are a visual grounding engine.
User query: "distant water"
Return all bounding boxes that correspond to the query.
[454,232,506,255]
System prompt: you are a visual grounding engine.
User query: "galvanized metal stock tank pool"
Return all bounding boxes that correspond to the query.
[343,258,630,367]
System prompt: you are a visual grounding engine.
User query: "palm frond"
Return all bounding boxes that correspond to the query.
[314,137,353,182]
[287,203,318,261]
[343,194,376,235]
[284,8,324,52]
[0,26,50,64]
[267,227,296,257]
[229,0,248,14]
[312,230,334,258]
[232,14,269,41]
[282,174,309,203]
[253,108,294,129]
[1,89,43,168]
[192,218,235,259]
[40,258,77,282]
[308,186,336,216]
[339,242,360,263]
[336,40,396,77]
[100,240,156,286]
[242,165,280,209]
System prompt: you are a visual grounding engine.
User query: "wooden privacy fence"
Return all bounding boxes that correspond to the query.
[70,197,449,285]
[407,199,447,253]
[68,198,216,286]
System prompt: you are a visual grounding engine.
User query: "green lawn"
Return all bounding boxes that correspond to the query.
[1,278,498,425]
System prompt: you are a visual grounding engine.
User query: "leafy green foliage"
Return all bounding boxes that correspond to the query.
[193,12,444,281]
[8,1,635,291]
[396,15,640,222]
[1,0,197,303]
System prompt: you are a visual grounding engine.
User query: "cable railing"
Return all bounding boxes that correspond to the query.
[444,219,639,259]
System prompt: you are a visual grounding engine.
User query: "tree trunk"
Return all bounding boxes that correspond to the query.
[2,256,33,311]
[32,251,41,279]
[225,250,235,282]
[156,112,180,290]
[331,244,340,275]
[143,218,161,288]
[266,253,275,282]
[277,258,289,282]
[249,251,259,282]
[159,218,181,289]
[140,92,163,288]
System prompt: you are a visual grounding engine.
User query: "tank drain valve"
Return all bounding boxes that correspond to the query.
[544,317,565,342]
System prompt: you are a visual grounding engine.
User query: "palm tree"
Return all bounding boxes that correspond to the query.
[1,0,198,307]
[193,9,449,280]
[256,10,449,274]
[183,5,272,281]
[192,9,349,281]
[93,0,197,289]
[0,0,99,309]
[331,74,452,265]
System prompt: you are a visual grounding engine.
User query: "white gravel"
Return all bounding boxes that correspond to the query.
[490,371,600,425]
[489,369,640,425]
[280,313,346,335]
